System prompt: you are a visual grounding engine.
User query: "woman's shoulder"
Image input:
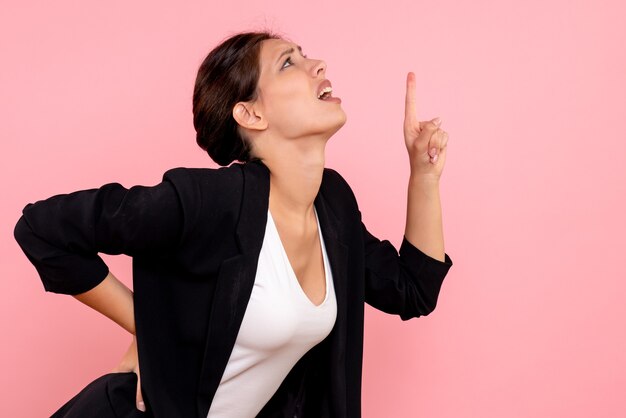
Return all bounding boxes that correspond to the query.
[323,166,355,195]
[157,165,244,222]
[322,166,359,213]
[161,164,243,190]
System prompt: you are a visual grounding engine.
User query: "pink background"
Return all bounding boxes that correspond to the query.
[2,1,625,417]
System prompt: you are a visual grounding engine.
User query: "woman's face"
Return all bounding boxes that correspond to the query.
[241,38,347,145]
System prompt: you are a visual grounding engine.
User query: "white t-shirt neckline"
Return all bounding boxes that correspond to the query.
[267,205,331,308]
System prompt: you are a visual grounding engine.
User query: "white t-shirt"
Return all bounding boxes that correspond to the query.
[207,206,337,417]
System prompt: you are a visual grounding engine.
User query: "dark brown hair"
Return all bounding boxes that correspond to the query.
[192,30,283,166]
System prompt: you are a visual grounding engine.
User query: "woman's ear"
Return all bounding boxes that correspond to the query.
[232,101,268,132]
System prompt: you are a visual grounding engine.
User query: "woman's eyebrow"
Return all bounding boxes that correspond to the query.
[275,45,303,65]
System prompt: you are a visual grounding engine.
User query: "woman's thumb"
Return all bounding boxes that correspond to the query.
[136,368,145,412]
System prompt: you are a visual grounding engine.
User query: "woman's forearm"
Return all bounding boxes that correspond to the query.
[73,270,136,335]
[404,175,445,262]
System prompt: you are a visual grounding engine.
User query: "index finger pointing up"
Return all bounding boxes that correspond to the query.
[405,71,417,123]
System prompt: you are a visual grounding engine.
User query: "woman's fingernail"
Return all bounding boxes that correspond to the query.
[432,154,439,163]
[433,117,441,125]
[138,401,145,411]
[430,147,437,157]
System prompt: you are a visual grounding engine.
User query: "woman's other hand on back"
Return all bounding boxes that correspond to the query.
[111,334,145,412]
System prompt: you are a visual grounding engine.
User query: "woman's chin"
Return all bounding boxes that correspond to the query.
[335,109,347,128]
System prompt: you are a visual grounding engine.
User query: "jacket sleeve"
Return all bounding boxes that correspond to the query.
[13,168,189,296]
[360,210,453,320]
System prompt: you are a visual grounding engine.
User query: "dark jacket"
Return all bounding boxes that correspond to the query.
[14,159,453,417]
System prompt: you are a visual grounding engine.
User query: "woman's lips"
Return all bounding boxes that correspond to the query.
[316,79,341,104]
[320,95,342,104]
[316,79,332,97]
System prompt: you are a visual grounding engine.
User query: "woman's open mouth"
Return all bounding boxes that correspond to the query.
[317,81,342,104]
[317,87,342,104]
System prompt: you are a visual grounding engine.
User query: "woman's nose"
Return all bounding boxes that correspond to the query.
[314,60,326,76]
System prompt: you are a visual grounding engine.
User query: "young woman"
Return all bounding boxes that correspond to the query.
[14,30,453,417]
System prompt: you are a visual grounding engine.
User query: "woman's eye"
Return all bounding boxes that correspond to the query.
[281,54,308,70]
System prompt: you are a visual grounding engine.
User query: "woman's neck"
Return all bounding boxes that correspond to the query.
[266,153,324,225]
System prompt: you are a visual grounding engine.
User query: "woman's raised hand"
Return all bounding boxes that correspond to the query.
[111,334,146,412]
[403,71,449,181]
